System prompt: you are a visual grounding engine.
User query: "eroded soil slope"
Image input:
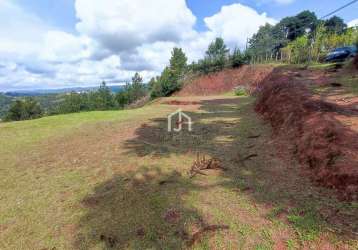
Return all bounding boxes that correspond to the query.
[177,65,275,96]
[255,66,358,200]
[178,64,358,200]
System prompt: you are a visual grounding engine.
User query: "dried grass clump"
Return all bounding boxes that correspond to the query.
[188,154,224,178]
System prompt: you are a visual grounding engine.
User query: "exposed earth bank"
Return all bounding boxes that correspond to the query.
[176,65,275,96]
[180,64,358,200]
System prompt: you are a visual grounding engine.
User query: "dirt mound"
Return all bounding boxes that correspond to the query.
[176,65,274,96]
[255,68,358,200]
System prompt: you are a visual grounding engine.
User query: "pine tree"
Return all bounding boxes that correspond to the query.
[96,81,115,110]
[206,38,229,71]
[150,47,188,97]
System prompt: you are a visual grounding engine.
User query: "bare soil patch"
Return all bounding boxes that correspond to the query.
[164,100,201,105]
[255,66,358,200]
[177,65,274,96]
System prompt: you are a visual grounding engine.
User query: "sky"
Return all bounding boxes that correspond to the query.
[0,0,357,91]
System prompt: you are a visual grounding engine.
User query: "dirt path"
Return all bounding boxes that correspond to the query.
[1,95,357,249]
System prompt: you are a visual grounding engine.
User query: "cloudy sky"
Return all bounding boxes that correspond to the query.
[0,0,357,91]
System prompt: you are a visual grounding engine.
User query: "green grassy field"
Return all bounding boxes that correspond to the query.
[0,95,357,249]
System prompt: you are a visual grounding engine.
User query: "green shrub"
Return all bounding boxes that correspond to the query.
[5,98,43,121]
[234,86,248,96]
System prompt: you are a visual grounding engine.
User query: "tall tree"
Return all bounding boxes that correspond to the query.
[115,83,131,108]
[205,38,229,71]
[147,77,157,91]
[206,38,229,59]
[169,47,188,82]
[95,81,115,110]
[248,10,319,60]
[277,11,318,41]
[150,47,188,97]
[248,24,276,58]
[324,16,347,34]
[130,72,146,101]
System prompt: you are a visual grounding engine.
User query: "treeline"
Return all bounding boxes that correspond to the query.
[282,24,358,64]
[189,38,247,74]
[3,73,147,121]
[247,11,358,64]
[53,73,146,114]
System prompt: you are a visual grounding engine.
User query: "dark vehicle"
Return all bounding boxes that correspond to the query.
[325,46,357,62]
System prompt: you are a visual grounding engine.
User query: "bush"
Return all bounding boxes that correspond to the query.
[234,86,248,96]
[5,98,43,121]
[230,48,245,68]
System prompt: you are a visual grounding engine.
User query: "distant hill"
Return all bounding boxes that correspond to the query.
[4,85,125,97]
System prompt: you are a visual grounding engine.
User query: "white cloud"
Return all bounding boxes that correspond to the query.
[40,31,92,63]
[348,19,358,28]
[0,0,48,60]
[75,0,196,53]
[0,0,277,91]
[204,3,277,49]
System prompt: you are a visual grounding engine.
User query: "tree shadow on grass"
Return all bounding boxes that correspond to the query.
[75,91,358,249]
[123,97,252,160]
[75,167,212,249]
[121,96,358,239]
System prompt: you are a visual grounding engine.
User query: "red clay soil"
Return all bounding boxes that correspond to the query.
[255,67,358,200]
[176,65,274,96]
[177,64,358,199]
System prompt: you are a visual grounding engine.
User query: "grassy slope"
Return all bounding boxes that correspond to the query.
[0,105,174,249]
[0,108,160,153]
[0,95,357,249]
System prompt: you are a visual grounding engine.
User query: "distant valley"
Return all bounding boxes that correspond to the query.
[3,85,125,97]
[0,85,126,119]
